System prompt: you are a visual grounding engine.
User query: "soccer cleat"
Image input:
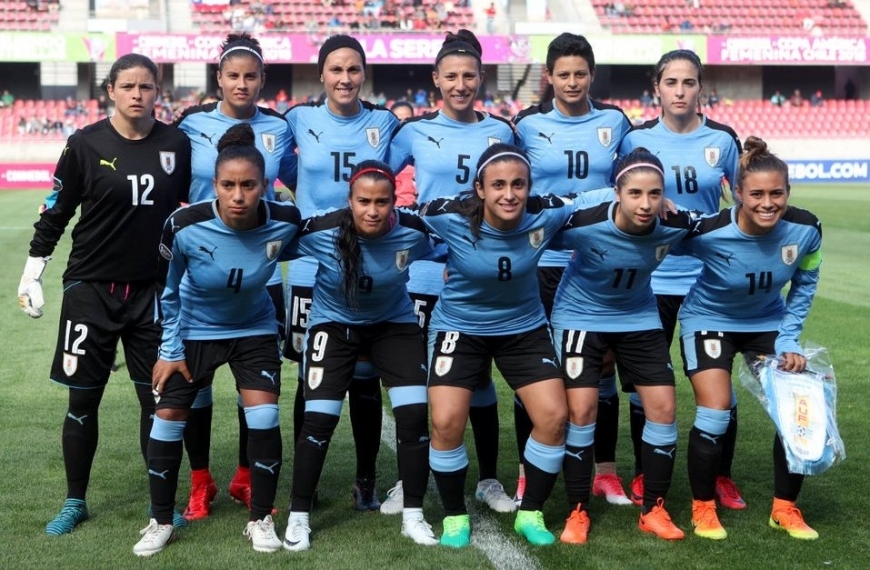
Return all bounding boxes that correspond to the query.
[380,481,404,515]
[352,478,381,511]
[45,498,89,536]
[514,509,556,546]
[769,499,818,540]
[244,514,283,552]
[401,510,438,545]
[440,514,471,548]
[692,499,727,540]
[229,466,252,509]
[592,474,634,506]
[513,476,526,507]
[638,498,685,540]
[283,513,312,552]
[630,474,644,506]
[560,504,591,545]
[183,470,218,521]
[475,478,517,513]
[133,519,174,557]
[715,476,747,510]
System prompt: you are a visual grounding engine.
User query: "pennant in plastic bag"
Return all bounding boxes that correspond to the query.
[738,345,846,476]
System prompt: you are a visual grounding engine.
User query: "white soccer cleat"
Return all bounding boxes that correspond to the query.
[244,514,283,553]
[283,512,311,552]
[380,480,404,515]
[401,510,438,545]
[133,519,174,557]
[475,479,518,513]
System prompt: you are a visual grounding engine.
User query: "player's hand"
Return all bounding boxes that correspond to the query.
[659,198,678,219]
[152,358,193,398]
[18,256,49,318]
[778,352,807,373]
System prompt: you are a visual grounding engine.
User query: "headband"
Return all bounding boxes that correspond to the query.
[318,35,367,74]
[615,162,665,183]
[476,152,531,181]
[435,41,482,66]
[220,45,264,63]
[350,167,396,188]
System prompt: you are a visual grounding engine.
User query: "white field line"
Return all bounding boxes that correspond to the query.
[380,413,541,570]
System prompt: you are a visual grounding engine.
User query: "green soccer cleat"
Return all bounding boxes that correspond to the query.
[440,514,471,548]
[514,509,555,545]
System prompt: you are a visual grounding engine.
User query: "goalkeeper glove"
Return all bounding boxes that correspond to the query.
[18,255,49,318]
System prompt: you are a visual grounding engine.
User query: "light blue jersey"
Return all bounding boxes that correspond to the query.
[389,111,516,203]
[175,102,297,203]
[290,210,434,327]
[158,200,302,361]
[515,99,631,267]
[550,202,699,332]
[286,101,398,217]
[677,206,822,355]
[420,194,577,335]
[619,116,741,295]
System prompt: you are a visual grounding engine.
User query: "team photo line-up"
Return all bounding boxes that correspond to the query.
[16,28,824,557]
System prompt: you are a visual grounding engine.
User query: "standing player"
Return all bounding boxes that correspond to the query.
[387,29,517,515]
[284,35,399,511]
[513,32,633,506]
[173,32,297,520]
[16,53,191,535]
[619,49,744,509]
[678,136,822,540]
[134,124,301,556]
[550,149,692,544]
[283,162,436,551]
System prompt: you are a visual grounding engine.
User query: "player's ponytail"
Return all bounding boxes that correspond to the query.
[435,29,483,69]
[737,136,790,194]
[462,143,531,238]
[214,123,266,180]
[336,160,397,308]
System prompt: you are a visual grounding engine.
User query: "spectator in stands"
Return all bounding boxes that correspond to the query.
[0,89,13,108]
[790,89,804,107]
[17,115,27,135]
[844,78,857,100]
[680,19,694,32]
[485,2,496,33]
[810,90,824,107]
[770,90,786,107]
[328,14,343,30]
[707,89,720,108]
[640,89,654,108]
[276,88,289,113]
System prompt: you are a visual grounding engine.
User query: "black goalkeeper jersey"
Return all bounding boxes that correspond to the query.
[29,118,191,282]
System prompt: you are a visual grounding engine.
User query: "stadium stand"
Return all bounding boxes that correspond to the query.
[0,0,60,31]
[190,0,476,34]
[591,0,867,36]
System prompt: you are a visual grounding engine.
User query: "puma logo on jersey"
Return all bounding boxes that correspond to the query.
[715,252,734,266]
[199,245,217,260]
[541,357,557,367]
[260,370,277,384]
[307,129,323,143]
[199,132,214,144]
[462,234,480,250]
[590,246,608,261]
[427,136,444,148]
[538,132,554,144]
[254,461,280,474]
[99,157,118,170]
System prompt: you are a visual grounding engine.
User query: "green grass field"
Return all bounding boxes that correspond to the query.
[0,185,867,569]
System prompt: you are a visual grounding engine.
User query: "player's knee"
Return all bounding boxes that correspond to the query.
[393,403,429,444]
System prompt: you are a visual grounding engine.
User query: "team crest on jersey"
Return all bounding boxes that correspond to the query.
[261,133,276,154]
[487,137,501,147]
[366,127,381,148]
[395,249,410,271]
[63,353,78,376]
[528,227,545,249]
[159,151,176,175]
[704,147,721,168]
[434,356,453,377]
[597,127,612,147]
[655,244,671,261]
[307,366,324,390]
[565,357,584,379]
[266,240,283,260]
[781,244,798,265]
[159,243,173,261]
[292,333,304,354]
[703,339,722,359]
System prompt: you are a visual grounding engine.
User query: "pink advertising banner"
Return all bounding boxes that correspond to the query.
[0,163,55,189]
[115,33,533,64]
[707,36,869,65]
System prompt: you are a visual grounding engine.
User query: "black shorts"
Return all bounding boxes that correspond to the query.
[655,294,685,347]
[537,266,565,320]
[408,291,438,334]
[157,334,282,410]
[284,283,313,362]
[555,328,676,391]
[680,330,778,377]
[51,280,160,389]
[303,321,426,401]
[427,325,563,391]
